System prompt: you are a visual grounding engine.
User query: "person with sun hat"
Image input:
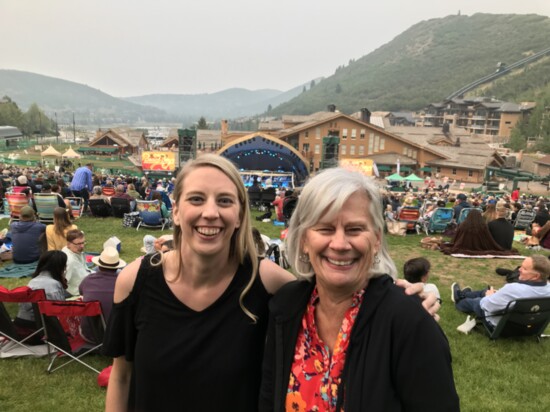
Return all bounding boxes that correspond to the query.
[79,246,126,344]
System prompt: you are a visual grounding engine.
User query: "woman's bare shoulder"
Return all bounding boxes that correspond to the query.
[113,257,143,303]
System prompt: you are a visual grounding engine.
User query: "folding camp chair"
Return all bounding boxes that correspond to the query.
[397,207,420,232]
[457,207,483,225]
[147,190,172,211]
[482,297,550,342]
[89,198,112,217]
[34,193,59,224]
[0,286,46,355]
[514,209,536,230]
[101,186,116,197]
[37,300,106,374]
[248,190,262,210]
[65,197,84,219]
[260,188,276,211]
[5,192,29,222]
[421,207,454,235]
[110,197,132,218]
[136,200,167,230]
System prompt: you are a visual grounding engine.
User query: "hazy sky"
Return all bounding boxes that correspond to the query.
[2,0,549,97]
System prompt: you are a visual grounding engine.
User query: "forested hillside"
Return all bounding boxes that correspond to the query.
[271,13,550,115]
[0,70,174,125]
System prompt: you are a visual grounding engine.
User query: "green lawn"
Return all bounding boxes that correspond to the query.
[0,213,548,411]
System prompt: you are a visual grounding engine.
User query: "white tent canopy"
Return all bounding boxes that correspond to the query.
[41,145,62,157]
[62,146,81,159]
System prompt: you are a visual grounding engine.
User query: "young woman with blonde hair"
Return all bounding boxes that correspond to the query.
[45,207,78,250]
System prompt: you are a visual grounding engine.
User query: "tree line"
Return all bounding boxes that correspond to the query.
[0,96,56,136]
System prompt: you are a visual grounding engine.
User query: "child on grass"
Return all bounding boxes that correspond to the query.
[403,257,441,300]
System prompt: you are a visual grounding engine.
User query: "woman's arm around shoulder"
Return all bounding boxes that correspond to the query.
[259,258,297,295]
[113,257,143,303]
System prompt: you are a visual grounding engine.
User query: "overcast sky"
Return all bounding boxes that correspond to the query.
[2,0,549,97]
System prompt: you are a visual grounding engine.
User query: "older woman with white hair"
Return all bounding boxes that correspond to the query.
[260,167,459,411]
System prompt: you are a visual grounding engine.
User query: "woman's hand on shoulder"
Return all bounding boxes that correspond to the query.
[395,279,441,322]
[113,257,143,303]
[259,259,297,295]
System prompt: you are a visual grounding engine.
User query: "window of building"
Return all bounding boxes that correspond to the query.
[413,150,417,159]
[316,127,321,139]
[305,131,309,138]
[360,129,366,139]
[468,170,473,177]
[403,147,408,155]
[351,129,357,139]
[380,138,385,150]
[358,145,364,155]
[314,144,320,154]
[342,128,348,139]
[303,143,309,153]
[368,138,374,154]
[452,168,457,175]
[341,145,347,155]
[350,145,356,155]
[436,167,441,173]
[374,135,380,152]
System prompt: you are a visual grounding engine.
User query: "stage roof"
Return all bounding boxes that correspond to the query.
[218,133,310,186]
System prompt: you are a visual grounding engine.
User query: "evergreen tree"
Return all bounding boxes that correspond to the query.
[310,80,315,89]
[197,116,208,130]
[508,119,527,151]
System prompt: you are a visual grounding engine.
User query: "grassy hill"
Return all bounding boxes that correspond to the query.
[271,13,550,115]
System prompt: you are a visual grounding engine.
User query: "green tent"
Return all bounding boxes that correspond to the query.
[386,173,404,181]
[404,173,424,181]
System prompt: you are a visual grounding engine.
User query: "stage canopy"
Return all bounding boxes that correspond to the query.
[218,133,310,186]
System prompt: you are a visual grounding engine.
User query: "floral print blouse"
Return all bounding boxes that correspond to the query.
[286,287,365,412]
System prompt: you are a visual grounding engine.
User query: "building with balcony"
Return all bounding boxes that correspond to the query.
[417,98,535,140]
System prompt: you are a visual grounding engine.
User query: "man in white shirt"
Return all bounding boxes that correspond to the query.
[452,255,550,327]
[62,229,92,296]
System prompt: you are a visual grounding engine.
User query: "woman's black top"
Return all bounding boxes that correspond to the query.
[103,255,270,412]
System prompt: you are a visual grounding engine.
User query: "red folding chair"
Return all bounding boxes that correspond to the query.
[0,286,46,355]
[37,300,106,374]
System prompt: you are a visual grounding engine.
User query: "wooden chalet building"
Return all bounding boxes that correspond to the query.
[83,129,148,156]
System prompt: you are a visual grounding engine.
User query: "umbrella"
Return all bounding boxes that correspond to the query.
[404,173,424,181]
[386,173,404,181]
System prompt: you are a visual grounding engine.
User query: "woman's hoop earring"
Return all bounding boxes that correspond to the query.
[299,253,310,263]
[373,253,380,265]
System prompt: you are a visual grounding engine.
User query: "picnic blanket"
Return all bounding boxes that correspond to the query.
[0,262,38,278]
[450,254,526,259]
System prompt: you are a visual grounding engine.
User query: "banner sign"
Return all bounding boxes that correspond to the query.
[339,158,374,176]
[141,151,176,171]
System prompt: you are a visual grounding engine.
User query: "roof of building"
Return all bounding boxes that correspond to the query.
[0,126,22,139]
[534,155,550,166]
[89,128,145,147]
[386,125,499,170]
